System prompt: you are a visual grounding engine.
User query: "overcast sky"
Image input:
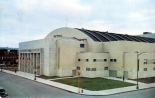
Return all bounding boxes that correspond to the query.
[0,0,155,48]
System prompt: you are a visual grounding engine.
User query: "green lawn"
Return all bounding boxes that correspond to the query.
[36,75,60,79]
[53,77,135,91]
[3,67,18,72]
[131,77,155,84]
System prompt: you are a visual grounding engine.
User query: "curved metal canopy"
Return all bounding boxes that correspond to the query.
[75,28,155,43]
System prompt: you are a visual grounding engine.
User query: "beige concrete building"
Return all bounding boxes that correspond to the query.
[19,27,155,79]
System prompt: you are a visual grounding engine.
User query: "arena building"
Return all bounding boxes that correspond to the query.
[19,27,155,79]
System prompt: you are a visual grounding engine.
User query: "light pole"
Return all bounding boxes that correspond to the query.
[135,51,146,89]
[1,66,2,71]
[123,52,130,81]
[77,66,80,93]
[34,70,36,80]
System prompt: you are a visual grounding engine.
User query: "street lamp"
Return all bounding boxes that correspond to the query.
[135,51,146,89]
[77,66,80,93]
[1,66,2,71]
[34,70,36,80]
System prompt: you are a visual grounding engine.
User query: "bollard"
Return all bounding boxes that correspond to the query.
[81,89,83,93]
[15,69,16,73]
[123,75,125,81]
[34,71,36,80]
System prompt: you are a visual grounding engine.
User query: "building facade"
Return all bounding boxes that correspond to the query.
[0,47,18,66]
[138,32,155,38]
[19,27,155,79]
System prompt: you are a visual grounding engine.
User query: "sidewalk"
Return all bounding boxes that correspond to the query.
[2,70,155,96]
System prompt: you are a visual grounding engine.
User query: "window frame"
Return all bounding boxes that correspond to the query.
[144,59,147,64]
[153,59,155,64]
[78,59,80,62]
[110,59,113,62]
[86,59,89,62]
[91,68,96,71]
[144,68,147,71]
[104,67,108,70]
[80,44,85,48]
[86,68,90,71]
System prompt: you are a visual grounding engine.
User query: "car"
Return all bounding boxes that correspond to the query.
[0,64,5,67]
[0,87,9,98]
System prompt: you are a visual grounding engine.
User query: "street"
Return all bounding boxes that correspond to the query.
[0,72,155,98]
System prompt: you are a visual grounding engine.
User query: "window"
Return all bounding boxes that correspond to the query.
[153,59,155,64]
[144,68,147,71]
[93,59,96,62]
[110,59,113,62]
[92,68,96,71]
[104,67,108,70]
[114,59,117,62]
[86,59,89,62]
[104,59,107,62]
[86,68,90,71]
[78,59,80,62]
[144,59,147,64]
[80,44,85,48]
[77,66,80,70]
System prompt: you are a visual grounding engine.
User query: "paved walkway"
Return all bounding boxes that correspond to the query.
[2,70,155,95]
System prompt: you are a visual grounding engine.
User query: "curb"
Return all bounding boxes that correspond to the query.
[1,70,155,96]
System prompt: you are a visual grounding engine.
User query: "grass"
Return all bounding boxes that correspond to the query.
[2,67,18,72]
[131,77,155,84]
[36,75,60,79]
[53,77,135,91]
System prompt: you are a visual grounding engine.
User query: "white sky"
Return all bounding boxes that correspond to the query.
[0,0,155,48]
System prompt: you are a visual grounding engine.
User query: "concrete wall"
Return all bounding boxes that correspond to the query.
[19,38,57,76]
[77,52,109,77]
[56,38,87,77]
[103,41,155,79]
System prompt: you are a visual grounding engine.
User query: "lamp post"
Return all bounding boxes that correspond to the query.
[123,52,130,81]
[7,50,10,66]
[34,70,36,80]
[77,66,80,93]
[1,66,2,71]
[135,51,146,89]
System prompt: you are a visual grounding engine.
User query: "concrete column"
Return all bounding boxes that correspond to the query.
[18,52,21,71]
[31,53,33,74]
[21,53,24,72]
[39,53,41,75]
[25,53,27,72]
[37,53,40,75]
[24,53,26,72]
[39,52,42,75]
[19,53,21,71]
[25,53,28,72]
[36,53,38,75]
[33,53,36,74]
[22,53,24,72]
[29,53,31,73]
[27,53,30,73]
[32,53,34,73]
[40,49,44,75]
